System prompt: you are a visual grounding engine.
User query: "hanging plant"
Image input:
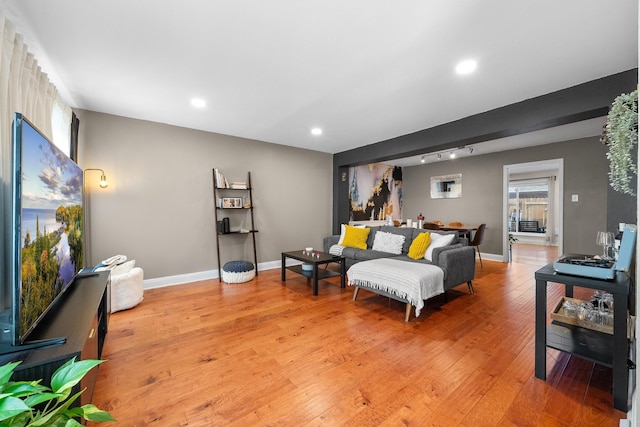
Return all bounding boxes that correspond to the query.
[602,90,638,196]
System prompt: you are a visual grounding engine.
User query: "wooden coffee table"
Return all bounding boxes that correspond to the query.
[281,249,345,296]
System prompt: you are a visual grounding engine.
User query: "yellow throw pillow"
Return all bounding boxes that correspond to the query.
[341,225,371,250]
[408,232,431,260]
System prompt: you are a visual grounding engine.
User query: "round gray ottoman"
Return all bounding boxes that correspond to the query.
[222,260,256,283]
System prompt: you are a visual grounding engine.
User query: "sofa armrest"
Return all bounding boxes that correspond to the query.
[324,235,341,252]
[434,245,476,290]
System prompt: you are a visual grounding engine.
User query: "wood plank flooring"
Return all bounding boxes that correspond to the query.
[89,245,626,426]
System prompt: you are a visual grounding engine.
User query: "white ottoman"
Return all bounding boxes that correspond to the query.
[222,260,256,283]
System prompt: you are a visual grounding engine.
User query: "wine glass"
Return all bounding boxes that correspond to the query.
[596,231,615,259]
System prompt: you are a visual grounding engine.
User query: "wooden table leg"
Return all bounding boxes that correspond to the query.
[404,303,411,322]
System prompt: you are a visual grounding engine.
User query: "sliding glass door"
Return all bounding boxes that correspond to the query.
[508,179,552,238]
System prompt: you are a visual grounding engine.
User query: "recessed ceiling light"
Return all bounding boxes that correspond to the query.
[191,98,206,108]
[311,127,323,136]
[455,59,477,75]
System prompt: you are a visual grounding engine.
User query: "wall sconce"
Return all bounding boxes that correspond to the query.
[84,168,108,188]
[437,153,442,160]
[449,152,456,159]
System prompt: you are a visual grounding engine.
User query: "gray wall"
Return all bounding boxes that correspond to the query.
[402,136,613,256]
[76,110,333,281]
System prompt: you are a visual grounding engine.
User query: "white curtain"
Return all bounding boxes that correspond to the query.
[0,12,72,310]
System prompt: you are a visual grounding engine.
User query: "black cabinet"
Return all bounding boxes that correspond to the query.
[212,169,258,281]
[534,264,631,411]
[0,271,110,405]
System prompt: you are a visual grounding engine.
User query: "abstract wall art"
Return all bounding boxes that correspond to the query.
[348,164,403,221]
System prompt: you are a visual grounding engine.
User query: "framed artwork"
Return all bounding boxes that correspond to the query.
[430,173,462,199]
[222,197,243,208]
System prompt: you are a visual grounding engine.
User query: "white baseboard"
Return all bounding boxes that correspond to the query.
[143,252,509,290]
[142,260,282,289]
[480,252,504,262]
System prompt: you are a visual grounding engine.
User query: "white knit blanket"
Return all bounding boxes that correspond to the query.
[347,259,444,317]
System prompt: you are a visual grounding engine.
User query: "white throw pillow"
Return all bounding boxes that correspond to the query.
[372,231,405,254]
[424,233,455,261]
[111,260,136,276]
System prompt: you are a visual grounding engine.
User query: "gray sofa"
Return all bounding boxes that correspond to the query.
[323,225,475,294]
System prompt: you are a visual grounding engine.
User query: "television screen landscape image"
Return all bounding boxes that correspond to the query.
[13,113,84,344]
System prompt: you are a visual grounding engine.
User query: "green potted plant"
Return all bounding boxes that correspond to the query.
[602,90,638,196]
[0,357,114,426]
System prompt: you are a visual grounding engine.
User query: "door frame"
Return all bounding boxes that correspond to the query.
[502,159,564,261]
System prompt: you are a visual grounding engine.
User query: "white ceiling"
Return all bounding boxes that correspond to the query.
[0,1,637,158]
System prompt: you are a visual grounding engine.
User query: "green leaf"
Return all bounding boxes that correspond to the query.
[0,363,20,389]
[1,412,30,426]
[80,404,116,422]
[3,381,47,398]
[0,395,31,421]
[0,359,113,426]
[50,359,103,394]
[24,391,64,407]
[29,389,83,426]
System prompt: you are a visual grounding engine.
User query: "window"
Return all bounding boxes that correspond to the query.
[51,99,72,157]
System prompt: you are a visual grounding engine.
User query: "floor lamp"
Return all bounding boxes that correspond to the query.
[83,169,108,267]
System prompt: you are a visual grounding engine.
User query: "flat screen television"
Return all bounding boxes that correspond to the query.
[11,113,83,346]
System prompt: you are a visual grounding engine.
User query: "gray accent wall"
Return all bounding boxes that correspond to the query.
[76,110,333,280]
[332,70,638,237]
[402,136,619,256]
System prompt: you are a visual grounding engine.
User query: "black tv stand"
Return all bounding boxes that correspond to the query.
[0,271,110,406]
[0,337,66,355]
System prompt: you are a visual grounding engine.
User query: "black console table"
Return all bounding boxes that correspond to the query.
[0,270,110,406]
[534,263,631,411]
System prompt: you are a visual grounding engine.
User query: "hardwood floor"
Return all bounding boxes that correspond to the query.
[89,246,626,426]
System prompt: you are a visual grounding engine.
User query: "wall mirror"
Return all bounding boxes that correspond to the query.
[430,173,462,199]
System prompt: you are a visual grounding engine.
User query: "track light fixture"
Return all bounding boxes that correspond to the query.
[420,145,476,164]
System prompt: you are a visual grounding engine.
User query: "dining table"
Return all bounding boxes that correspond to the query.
[437,224,479,242]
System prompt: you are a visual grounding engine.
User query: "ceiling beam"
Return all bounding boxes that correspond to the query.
[334,68,637,168]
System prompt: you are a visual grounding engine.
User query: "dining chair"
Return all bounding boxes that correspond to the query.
[470,223,486,268]
[432,220,443,225]
[423,222,440,230]
[448,221,464,227]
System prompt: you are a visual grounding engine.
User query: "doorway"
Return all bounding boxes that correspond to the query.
[503,159,563,262]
